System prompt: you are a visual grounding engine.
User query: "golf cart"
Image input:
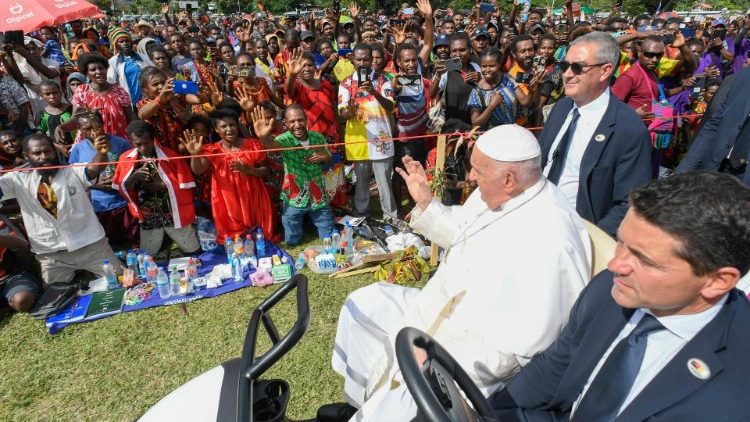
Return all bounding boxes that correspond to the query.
[139,273,498,421]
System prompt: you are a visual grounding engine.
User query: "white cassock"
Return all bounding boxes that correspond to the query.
[332,178,592,420]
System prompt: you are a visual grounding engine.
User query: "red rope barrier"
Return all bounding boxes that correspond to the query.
[0,113,705,174]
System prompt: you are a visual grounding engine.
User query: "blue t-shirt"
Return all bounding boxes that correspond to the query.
[68,135,131,212]
[122,56,143,105]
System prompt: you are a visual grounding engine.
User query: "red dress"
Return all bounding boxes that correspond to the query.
[70,84,131,139]
[202,139,279,243]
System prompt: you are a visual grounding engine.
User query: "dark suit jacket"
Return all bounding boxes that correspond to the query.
[539,94,651,236]
[490,271,750,422]
[676,66,750,186]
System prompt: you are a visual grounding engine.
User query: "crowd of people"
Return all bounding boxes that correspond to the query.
[2,1,750,420]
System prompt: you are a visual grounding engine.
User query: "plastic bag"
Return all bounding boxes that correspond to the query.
[195,216,220,253]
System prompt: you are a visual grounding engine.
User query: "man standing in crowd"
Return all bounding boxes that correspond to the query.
[338,43,398,220]
[107,27,151,107]
[489,172,750,421]
[0,133,122,285]
[323,125,591,421]
[540,31,651,236]
[612,33,695,116]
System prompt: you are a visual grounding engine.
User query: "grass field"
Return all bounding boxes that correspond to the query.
[0,240,426,422]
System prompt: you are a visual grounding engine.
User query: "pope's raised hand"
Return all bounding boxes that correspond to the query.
[394,156,433,210]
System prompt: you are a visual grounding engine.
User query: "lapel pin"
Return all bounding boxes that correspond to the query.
[687,358,711,380]
[594,134,606,142]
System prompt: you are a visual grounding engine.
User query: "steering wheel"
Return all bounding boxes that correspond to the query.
[395,327,496,422]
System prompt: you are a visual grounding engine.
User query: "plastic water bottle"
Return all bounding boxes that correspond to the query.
[331,231,341,254]
[295,253,307,271]
[169,265,180,295]
[146,257,159,283]
[232,253,244,282]
[126,249,138,277]
[156,268,170,298]
[137,251,145,277]
[344,222,354,253]
[323,237,332,254]
[244,235,255,258]
[225,236,234,264]
[256,228,266,258]
[102,260,119,289]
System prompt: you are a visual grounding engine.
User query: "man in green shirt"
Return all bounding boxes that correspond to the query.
[252,105,335,245]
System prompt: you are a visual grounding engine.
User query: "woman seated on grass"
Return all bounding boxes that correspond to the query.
[182,108,279,243]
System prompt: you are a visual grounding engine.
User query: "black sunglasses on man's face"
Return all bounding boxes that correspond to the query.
[559,60,607,75]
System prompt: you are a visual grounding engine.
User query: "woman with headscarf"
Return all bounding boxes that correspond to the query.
[137,37,157,62]
[66,72,86,101]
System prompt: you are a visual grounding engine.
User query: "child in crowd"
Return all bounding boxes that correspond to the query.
[36,81,75,160]
[40,26,68,67]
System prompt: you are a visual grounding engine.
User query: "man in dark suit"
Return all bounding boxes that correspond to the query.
[676,66,750,185]
[539,31,651,236]
[489,172,750,421]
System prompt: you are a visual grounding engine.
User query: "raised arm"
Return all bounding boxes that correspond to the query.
[180,129,210,174]
[416,0,435,66]
[250,106,283,150]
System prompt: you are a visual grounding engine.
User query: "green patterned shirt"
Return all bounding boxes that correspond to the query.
[276,131,329,210]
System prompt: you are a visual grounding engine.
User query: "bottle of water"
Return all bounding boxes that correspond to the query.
[102,260,119,289]
[295,253,307,271]
[169,265,180,295]
[255,228,266,258]
[344,222,354,254]
[146,257,159,283]
[136,251,145,278]
[225,236,234,264]
[331,231,341,254]
[126,249,138,277]
[156,268,170,298]
[244,235,255,258]
[323,237,332,254]
[234,235,244,258]
[232,253,244,282]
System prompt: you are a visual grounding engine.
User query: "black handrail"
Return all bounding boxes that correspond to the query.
[236,274,310,422]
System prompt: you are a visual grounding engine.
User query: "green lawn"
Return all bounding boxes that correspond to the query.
[0,240,426,422]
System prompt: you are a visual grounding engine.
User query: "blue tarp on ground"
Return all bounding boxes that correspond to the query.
[45,242,293,334]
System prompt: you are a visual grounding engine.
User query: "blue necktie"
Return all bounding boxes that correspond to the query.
[571,314,665,421]
[547,108,580,185]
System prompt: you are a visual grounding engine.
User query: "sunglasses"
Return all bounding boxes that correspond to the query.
[559,60,607,75]
[641,51,664,59]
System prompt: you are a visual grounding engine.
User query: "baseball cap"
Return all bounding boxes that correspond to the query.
[434,33,450,48]
[301,30,315,41]
[472,27,490,39]
[712,18,726,27]
[529,23,546,33]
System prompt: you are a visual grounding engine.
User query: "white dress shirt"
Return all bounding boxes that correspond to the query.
[543,89,610,209]
[570,295,728,417]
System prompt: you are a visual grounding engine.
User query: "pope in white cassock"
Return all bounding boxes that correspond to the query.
[324,125,592,421]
